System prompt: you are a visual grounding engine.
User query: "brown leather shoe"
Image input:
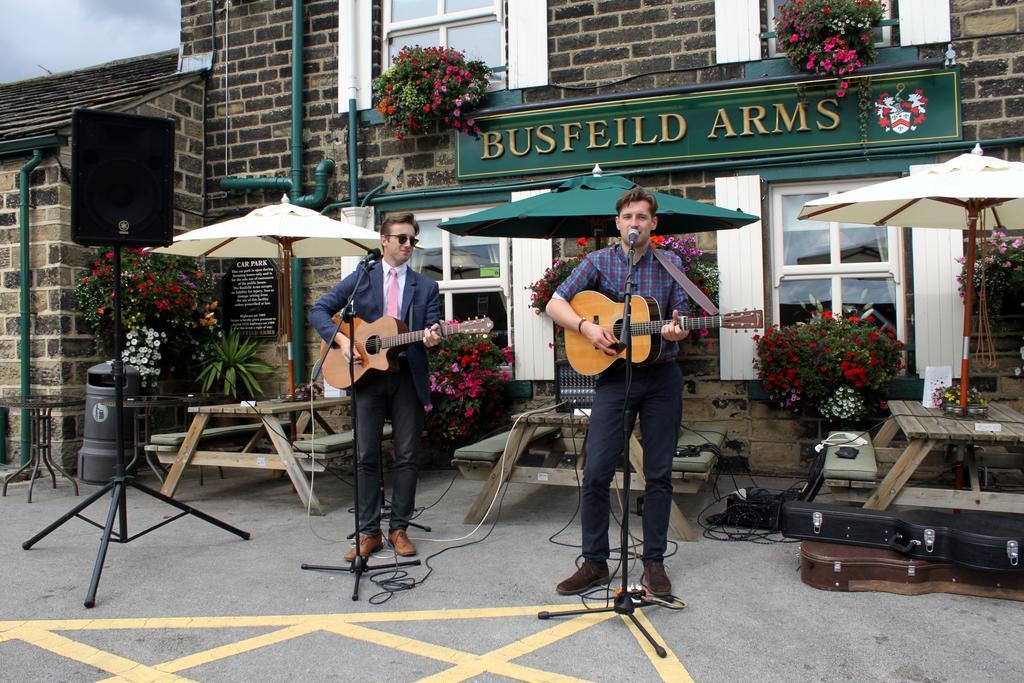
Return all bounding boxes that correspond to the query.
[556,561,610,595]
[344,532,383,562]
[642,562,672,597]
[389,528,417,557]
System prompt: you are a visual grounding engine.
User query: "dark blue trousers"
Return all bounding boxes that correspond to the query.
[581,361,682,565]
[353,362,423,535]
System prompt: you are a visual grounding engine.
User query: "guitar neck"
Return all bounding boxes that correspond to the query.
[378,322,465,349]
[627,316,723,337]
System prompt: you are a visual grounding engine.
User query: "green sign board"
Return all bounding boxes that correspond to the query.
[456,68,960,179]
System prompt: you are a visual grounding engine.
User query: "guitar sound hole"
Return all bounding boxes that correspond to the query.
[365,335,381,354]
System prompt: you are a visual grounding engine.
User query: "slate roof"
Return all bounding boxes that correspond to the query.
[0,50,203,142]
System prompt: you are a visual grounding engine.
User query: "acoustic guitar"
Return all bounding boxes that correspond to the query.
[320,316,493,389]
[565,290,763,376]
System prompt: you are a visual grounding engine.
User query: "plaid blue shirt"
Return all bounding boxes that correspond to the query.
[555,245,688,362]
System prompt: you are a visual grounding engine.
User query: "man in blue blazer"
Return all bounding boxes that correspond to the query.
[309,213,441,560]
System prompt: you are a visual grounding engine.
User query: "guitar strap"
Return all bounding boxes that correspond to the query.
[652,248,719,315]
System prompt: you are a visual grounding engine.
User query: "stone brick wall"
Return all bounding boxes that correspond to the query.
[0,82,207,468]
[177,0,1024,475]
[541,0,735,98]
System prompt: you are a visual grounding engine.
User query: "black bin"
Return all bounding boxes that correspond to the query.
[77,362,141,483]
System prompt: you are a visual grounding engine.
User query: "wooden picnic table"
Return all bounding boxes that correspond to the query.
[461,411,699,541]
[865,400,1024,513]
[158,397,349,515]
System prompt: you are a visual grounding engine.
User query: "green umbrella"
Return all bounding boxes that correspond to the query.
[439,173,758,238]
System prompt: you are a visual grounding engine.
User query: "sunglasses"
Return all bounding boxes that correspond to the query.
[385,234,419,247]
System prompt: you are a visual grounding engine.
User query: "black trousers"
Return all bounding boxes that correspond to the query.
[353,362,424,535]
[581,361,682,565]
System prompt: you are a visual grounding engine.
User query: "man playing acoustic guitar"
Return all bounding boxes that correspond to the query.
[544,186,689,598]
[309,213,442,561]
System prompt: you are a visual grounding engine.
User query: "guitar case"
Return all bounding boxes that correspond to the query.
[799,540,1024,601]
[781,500,1023,572]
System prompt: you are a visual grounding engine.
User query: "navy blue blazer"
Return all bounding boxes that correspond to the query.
[308,261,441,406]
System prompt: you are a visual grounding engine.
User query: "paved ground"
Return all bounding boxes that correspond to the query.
[2,461,1023,682]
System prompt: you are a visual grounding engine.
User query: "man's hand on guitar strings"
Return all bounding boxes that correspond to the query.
[661,310,689,342]
[333,332,361,365]
[581,320,618,356]
[423,323,442,348]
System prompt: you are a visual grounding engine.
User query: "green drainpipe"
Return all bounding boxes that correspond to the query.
[217,0,345,389]
[18,149,43,465]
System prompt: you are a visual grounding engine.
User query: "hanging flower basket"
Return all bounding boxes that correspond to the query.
[372,45,491,141]
[753,310,904,423]
[774,0,886,98]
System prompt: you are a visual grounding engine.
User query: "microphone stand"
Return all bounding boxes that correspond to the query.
[538,237,668,659]
[301,252,420,601]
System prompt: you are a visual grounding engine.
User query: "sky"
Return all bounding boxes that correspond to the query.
[0,0,181,84]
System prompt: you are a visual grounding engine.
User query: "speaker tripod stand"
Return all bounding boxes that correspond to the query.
[22,246,250,608]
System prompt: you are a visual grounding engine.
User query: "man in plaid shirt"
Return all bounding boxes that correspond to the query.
[545,186,689,598]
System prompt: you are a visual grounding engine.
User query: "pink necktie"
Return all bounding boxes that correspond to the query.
[386,268,399,318]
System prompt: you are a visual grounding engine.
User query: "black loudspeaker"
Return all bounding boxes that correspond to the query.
[71,109,175,247]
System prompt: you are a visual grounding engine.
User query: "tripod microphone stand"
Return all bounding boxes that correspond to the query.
[538,237,668,659]
[301,251,420,601]
[23,245,250,608]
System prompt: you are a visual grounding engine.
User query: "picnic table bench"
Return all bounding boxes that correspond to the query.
[455,411,729,542]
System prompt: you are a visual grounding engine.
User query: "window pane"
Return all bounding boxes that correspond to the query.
[452,291,507,348]
[450,234,500,279]
[446,0,492,11]
[779,279,831,326]
[392,0,436,22]
[782,193,829,266]
[388,29,441,62]
[840,223,888,263]
[409,220,443,281]
[447,21,501,66]
[842,278,897,332]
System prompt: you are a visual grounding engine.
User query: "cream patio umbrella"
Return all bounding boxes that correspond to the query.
[798,146,1024,412]
[152,196,380,393]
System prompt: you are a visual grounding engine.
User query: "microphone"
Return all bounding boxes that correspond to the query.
[627,228,639,247]
[360,248,382,265]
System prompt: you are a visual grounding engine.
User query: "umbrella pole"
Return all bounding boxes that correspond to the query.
[958,205,980,416]
[282,246,295,396]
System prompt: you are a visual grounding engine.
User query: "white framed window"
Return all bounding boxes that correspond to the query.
[769,180,905,341]
[407,206,510,348]
[766,0,892,58]
[383,0,505,87]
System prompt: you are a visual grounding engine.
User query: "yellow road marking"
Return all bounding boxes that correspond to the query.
[8,626,197,683]
[0,604,694,682]
[630,610,694,683]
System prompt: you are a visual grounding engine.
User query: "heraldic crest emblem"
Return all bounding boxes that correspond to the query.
[875,85,928,135]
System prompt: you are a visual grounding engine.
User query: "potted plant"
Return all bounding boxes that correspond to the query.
[195,330,276,400]
[528,238,592,315]
[957,230,1024,314]
[75,248,216,390]
[651,234,721,350]
[932,384,987,417]
[425,330,513,451]
[373,45,491,140]
[754,310,904,423]
[774,0,886,99]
